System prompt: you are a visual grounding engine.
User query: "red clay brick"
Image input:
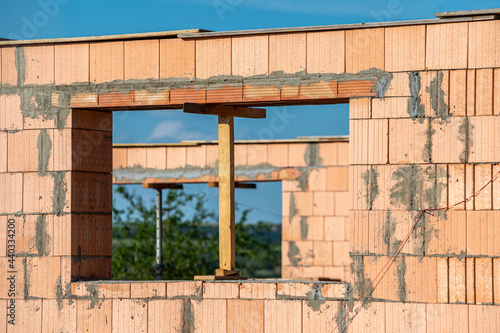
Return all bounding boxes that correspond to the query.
[384,72,411,97]
[206,85,243,103]
[346,28,385,73]
[169,86,206,105]
[160,39,195,79]
[269,33,306,75]
[195,37,231,79]
[166,281,202,298]
[466,258,475,304]
[467,69,476,116]
[232,35,268,77]
[227,299,264,332]
[130,282,166,298]
[282,241,313,267]
[192,299,227,332]
[324,216,346,242]
[42,299,77,333]
[306,31,345,74]
[145,147,167,170]
[385,25,426,72]
[55,43,90,84]
[313,191,334,216]
[24,45,55,85]
[0,173,23,214]
[98,283,131,299]
[468,20,500,68]
[166,146,187,169]
[7,299,42,333]
[112,299,148,333]
[475,69,494,116]
[264,300,302,333]
[303,301,340,333]
[493,258,500,304]
[76,299,112,333]
[147,299,182,333]
[27,256,61,298]
[449,257,466,303]
[1,47,17,85]
[124,39,159,80]
[134,89,169,106]
[276,282,313,298]
[475,258,493,304]
[243,84,280,102]
[313,241,332,266]
[426,22,468,70]
[89,41,125,83]
[349,97,371,119]
[203,282,239,299]
[239,282,276,299]
[437,257,449,303]
[474,164,493,210]
[449,70,467,116]
[0,94,23,131]
[98,91,134,108]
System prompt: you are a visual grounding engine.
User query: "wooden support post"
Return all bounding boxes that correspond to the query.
[218,115,235,271]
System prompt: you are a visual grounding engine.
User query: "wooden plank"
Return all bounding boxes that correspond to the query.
[209,181,257,189]
[177,16,498,39]
[142,182,183,190]
[436,9,500,18]
[194,275,247,281]
[215,269,240,276]
[0,29,207,46]
[183,103,266,119]
[218,115,235,271]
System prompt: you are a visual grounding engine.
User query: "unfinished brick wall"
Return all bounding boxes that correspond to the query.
[1,12,500,332]
[113,139,350,281]
[348,20,500,331]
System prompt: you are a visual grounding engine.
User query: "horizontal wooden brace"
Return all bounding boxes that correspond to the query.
[183,103,266,119]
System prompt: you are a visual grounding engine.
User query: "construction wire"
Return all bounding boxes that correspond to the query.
[332,168,500,333]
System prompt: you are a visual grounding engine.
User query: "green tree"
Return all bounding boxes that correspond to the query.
[112,186,281,280]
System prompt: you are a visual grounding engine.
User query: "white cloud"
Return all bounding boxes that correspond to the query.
[148,120,211,142]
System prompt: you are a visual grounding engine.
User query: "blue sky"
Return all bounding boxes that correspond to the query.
[1,0,498,223]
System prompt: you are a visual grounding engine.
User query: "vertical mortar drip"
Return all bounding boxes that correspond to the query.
[428,71,449,119]
[362,167,379,210]
[37,129,52,177]
[51,172,68,216]
[300,216,308,240]
[287,241,301,267]
[304,143,322,167]
[458,117,471,163]
[384,211,397,256]
[397,256,407,302]
[15,46,25,87]
[35,215,51,256]
[408,72,425,119]
[181,299,195,333]
[288,192,297,224]
[375,73,393,98]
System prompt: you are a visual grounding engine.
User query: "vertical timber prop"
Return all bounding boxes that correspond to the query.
[183,103,266,280]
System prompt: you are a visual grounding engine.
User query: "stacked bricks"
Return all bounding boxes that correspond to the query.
[2,11,500,333]
[0,43,113,306]
[281,141,350,281]
[113,139,351,282]
[349,19,500,332]
[67,280,347,332]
